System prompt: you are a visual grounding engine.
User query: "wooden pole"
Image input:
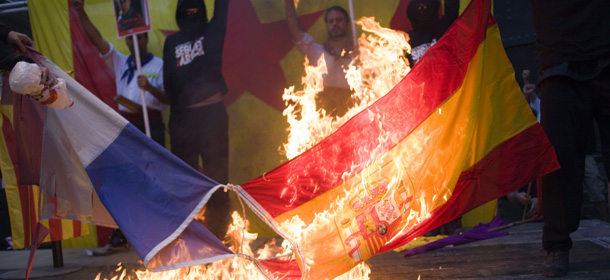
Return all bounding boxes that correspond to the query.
[131,33,151,138]
[51,241,63,268]
[347,0,358,47]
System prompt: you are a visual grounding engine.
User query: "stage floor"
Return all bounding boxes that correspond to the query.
[1,219,608,279]
[367,219,610,279]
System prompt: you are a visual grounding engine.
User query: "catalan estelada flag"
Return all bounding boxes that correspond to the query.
[0,109,87,249]
[1,0,119,250]
[0,59,88,250]
[240,0,559,278]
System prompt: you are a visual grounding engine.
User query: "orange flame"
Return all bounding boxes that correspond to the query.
[276,16,412,279]
[95,16,412,280]
[283,16,410,159]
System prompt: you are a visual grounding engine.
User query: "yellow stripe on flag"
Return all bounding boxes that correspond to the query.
[62,223,98,248]
[274,24,536,279]
[28,0,72,71]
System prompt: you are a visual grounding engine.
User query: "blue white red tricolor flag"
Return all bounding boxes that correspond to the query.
[38,58,235,271]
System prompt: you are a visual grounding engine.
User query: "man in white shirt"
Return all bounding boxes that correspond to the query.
[74,0,168,146]
[285,0,357,118]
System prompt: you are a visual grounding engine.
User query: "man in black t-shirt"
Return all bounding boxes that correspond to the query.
[162,0,230,240]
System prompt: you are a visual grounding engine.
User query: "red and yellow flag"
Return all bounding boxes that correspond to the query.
[0,87,87,249]
[241,0,559,278]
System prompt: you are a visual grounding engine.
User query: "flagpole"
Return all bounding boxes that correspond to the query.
[131,33,151,138]
[347,0,358,47]
[51,241,63,268]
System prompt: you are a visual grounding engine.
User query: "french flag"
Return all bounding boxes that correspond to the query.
[37,58,235,271]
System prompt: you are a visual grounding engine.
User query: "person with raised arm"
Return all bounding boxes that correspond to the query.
[73,0,168,146]
[285,0,357,118]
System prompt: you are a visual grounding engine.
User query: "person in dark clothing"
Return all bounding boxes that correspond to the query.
[0,23,55,94]
[529,0,610,277]
[163,0,230,239]
[0,23,34,71]
[583,124,609,223]
[405,0,459,66]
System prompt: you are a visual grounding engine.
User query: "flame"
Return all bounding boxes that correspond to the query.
[275,16,413,279]
[93,210,370,280]
[93,212,263,280]
[282,16,410,159]
[95,16,413,280]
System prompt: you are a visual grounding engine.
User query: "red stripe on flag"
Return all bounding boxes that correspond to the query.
[12,95,45,186]
[97,226,113,247]
[242,0,494,218]
[68,1,119,110]
[259,259,302,279]
[48,219,63,241]
[382,124,559,251]
[73,220,82,238]
[16,184,32,248]
[2,115,16,165]
[3,115,33,248]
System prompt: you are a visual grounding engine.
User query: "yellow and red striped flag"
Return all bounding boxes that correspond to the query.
[0,89,88,249]
[240,0,559,278]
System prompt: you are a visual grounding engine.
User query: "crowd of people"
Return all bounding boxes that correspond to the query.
[75,0,231,252]
[1,0,609,278]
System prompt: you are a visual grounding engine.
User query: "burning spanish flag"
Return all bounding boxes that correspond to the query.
[240,0,559,278]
